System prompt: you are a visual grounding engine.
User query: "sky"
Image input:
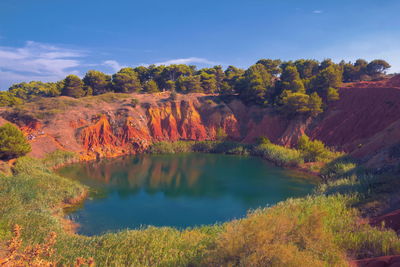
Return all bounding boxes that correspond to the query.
[0,0,399,89]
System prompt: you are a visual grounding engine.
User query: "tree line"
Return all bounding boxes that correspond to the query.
[0,58,391,117]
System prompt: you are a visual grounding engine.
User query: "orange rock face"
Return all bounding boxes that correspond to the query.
[72,99,241,160]
[2,75,400,167]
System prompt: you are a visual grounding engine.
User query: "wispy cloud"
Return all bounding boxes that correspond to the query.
[312,10,323,14]
[0,41,85,88]
[102,60,126,72]
[153,57,219,66]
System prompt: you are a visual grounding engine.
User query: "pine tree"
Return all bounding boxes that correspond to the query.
[144,80,160,93]
[83,70,112,95]
[112,68,142,93]
[61,75,85,98]
[0,123,31,160]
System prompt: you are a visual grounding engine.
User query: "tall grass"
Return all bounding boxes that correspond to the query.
[203,195,400,266]
[1,146,400,265]
[252,143,304,167]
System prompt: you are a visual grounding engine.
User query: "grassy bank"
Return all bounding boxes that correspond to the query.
[1,147,400,266]
[149,137,340,170]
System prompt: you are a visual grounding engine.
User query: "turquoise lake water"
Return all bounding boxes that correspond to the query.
[58,153,316,236]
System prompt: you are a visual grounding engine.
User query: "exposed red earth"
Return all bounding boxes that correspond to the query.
[2,75,400,166]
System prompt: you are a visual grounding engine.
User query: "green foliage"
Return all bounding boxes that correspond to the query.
[42,150,78,168]
[253,143,304,167]
[83,70,112,95]
[112,67,142,93]
[239,63,272,105]
[204,195,400,266]
[143,80,160,93]
[280,91,323,117]
[149,141,194,154]
[199,72,218,93]
[256,59,282,76]
[149,141,251,156]
[294,59,320,79]
[312,65,342,101]
[165,80,176,92]
[255,136,272,145]
[320,156,358,179]
[367,59,391,77]
[61,75,85,98]
[278,65,305,94]
[0,123,31,160]
[176,75,202,93]
[0,91,23,107]
[327,87,340,102]
[8,81,62,100]
[297,134,341,163]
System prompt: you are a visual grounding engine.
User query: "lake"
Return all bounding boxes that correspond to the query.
[58,153,316,236]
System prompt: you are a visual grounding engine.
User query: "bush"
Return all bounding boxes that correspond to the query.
[255,136,272,145]
[203,195,400,266]
[297,134,340,163]
[320,156,358,179]
[0,123,31,160]
[149,141,194,154]
[252,143,304,167]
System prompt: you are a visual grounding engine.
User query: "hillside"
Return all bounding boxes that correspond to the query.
[1,75,400,169]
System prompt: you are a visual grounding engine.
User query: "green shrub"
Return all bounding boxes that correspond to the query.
[320,156,358,179]
[0,123,31,160]
[149,141,194,154]
[255,136,272,145]
[203,195,400,266]
[253,143,304,167]
[297,134,341,163]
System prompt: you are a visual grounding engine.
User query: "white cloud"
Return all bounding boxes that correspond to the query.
[153,57,219,66]
[312,10,323,14]
[102,60,126,72]
[0,41,85,88]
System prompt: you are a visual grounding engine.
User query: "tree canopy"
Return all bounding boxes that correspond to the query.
[61,75,85,98]
[2,57,394,118]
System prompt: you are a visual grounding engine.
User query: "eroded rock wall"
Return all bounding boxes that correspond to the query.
[2,75,400,167]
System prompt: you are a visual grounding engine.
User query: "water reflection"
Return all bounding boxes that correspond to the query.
[58,153,316,235]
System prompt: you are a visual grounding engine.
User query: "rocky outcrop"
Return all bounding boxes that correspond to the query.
[1,75,400,165]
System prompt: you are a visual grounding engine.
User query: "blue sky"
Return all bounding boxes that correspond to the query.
[0,0,399,89]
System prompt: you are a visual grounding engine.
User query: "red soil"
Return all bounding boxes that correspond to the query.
[351,255,400,267]
[1,75,400,165]
[370,210,400,233]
